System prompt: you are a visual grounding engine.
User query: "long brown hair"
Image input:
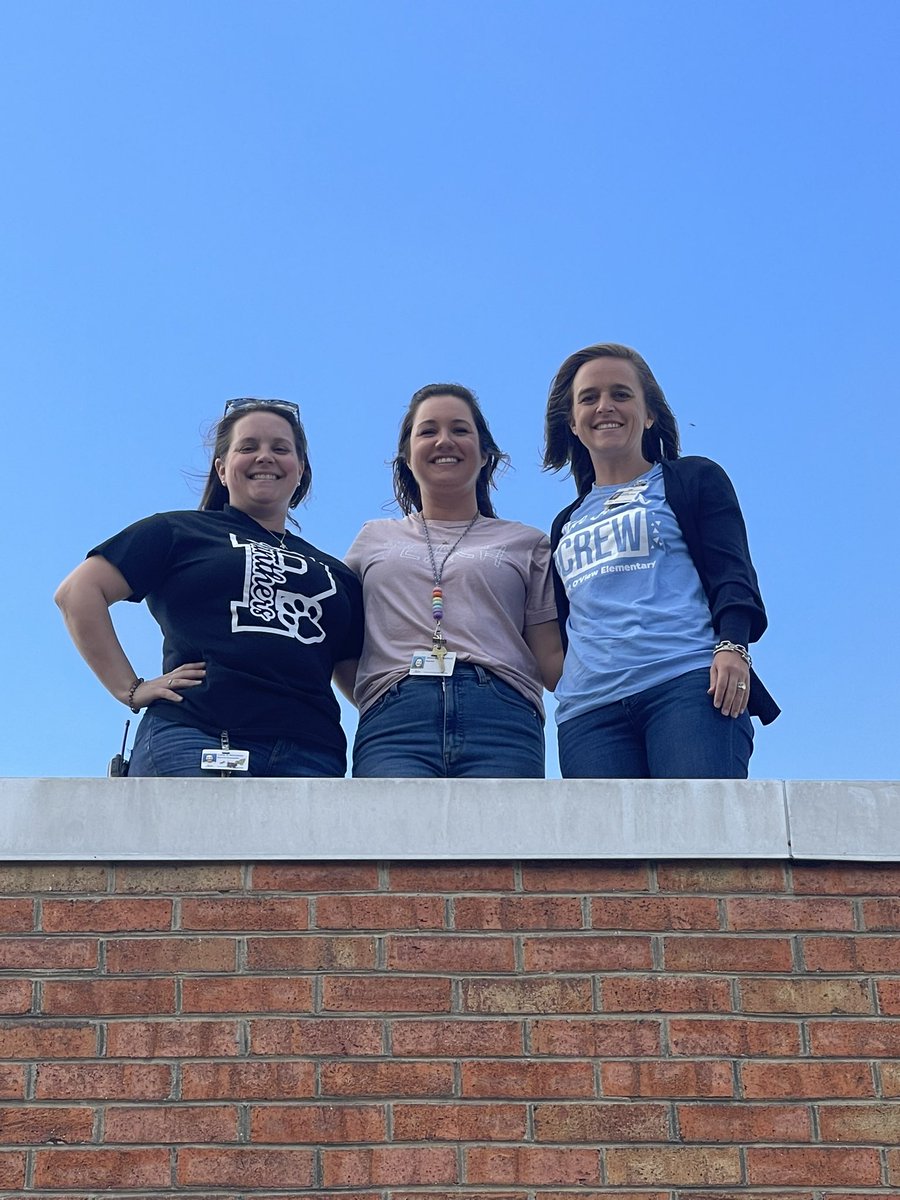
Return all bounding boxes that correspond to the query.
[543,343,680,495]
[199,400,312,512]
[392,383,510,517]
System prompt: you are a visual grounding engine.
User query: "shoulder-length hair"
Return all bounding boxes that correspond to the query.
[199,400,312,512]
[543,343,680,495]
[392,383,510,517]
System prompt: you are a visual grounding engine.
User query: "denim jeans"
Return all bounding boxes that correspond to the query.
[352,663,546,778]
[128,712,346,778]
[557,668,753,779]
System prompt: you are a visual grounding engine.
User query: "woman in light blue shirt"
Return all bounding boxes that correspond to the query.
[543,343,778,779]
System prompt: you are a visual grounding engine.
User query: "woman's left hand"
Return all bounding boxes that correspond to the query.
[708,650,750,718]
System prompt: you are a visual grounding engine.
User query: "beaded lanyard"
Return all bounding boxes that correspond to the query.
[420,512,479,672]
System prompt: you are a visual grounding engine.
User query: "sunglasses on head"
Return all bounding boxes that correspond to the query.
[223,397,301,423]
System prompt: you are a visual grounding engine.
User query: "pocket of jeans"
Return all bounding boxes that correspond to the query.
[484,674,542,723]
[360,680,403,721]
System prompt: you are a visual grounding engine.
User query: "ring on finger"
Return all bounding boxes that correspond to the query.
[736,682,747,691]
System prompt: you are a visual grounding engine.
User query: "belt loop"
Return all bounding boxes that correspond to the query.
[472,664,489,685]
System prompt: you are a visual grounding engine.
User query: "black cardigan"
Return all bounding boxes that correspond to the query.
[549,456,779,725]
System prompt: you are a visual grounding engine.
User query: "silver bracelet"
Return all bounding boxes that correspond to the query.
[713,641,752,667]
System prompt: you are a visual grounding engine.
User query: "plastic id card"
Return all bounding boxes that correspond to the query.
[200,748,250,772]
[408,650,458,676]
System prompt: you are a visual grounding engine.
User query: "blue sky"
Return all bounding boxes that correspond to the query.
[3,0,897,780]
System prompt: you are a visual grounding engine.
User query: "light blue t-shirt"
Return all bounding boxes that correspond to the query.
[554,464,715,724]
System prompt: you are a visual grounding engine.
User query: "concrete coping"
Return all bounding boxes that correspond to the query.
[1,778,899,862]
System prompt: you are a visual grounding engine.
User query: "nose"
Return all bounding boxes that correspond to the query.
[434,427,455,447]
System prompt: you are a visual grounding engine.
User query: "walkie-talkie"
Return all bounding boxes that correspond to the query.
[108,719,131,778]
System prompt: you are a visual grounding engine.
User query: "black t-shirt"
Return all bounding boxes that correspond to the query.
[90,506,363,753]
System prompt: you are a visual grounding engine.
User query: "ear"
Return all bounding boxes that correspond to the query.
[214,457,227,487]
[645,416,655,429]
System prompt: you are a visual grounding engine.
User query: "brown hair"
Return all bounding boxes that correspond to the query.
[543,343,680,494]
[199,400,312,512]
[392,383,510,517]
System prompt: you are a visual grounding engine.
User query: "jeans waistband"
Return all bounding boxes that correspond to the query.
[410,662,491,684]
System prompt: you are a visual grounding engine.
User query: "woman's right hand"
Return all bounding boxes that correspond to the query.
[129,663,206,709]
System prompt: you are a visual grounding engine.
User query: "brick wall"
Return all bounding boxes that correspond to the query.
[2,858,900,1197]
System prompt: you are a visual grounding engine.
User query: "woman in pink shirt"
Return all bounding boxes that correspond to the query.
[340,383,562,778]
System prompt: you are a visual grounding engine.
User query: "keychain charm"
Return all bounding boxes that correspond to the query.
[431,627,447,673]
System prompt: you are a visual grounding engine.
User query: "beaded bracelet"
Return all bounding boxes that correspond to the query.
[127,677,145,714]
[713,641,752,667]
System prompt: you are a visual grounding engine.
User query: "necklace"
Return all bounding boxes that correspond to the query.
[230,506,289,551]
[249,513,288,550]
[420,512,479,668]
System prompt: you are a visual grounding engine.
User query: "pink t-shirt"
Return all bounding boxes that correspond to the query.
[345,515,557,716]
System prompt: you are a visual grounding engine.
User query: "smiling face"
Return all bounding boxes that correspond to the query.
[215,411,305,527]
[407,394,488,514]
[570,356,655,484]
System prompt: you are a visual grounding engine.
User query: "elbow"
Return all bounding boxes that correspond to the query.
[53,578,71,615]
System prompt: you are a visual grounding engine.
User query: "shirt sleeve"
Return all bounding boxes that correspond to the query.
[693,461,766,645]
[523,531,558,626]
[88,513,176,603]
[343,524,370,579]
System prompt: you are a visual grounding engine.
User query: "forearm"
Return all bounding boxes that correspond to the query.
[694,464,767,643]
[524,620,564,692]
[55,558,142,706]
[56,586,141,705]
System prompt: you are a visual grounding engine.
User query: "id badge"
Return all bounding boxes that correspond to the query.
[408,650,458,676]
[606,482,648,509]
[200,748,250,772]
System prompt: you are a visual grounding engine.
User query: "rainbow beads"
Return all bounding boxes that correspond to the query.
[432,586,443,621]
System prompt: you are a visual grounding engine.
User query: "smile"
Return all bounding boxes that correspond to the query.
[249,473,280,480]
[431,457,460,464]
[593,422,623,430]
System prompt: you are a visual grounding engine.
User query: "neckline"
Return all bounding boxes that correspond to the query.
[412,512,484,526]
[226,504,291,544]
[592,463,659,493]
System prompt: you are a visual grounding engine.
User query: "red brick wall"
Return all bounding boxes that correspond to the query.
[2,859,900,1196]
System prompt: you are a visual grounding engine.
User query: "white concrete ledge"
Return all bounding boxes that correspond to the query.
[786,780,900,861]
[1,777,897,862]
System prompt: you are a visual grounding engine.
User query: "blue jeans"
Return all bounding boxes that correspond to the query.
[557,668,753,779]
[352,664,546,778]
[128,712,346,778]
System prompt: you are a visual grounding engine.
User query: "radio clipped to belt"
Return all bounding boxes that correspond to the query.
[108,720,131,778]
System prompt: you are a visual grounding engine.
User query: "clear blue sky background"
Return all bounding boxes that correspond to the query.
[3,1,897,780]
